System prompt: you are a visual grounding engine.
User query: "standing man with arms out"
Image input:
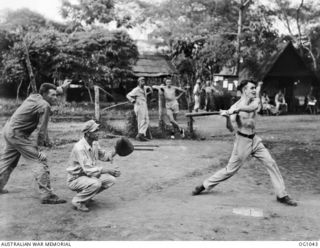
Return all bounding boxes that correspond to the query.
[191,79,297,206]
[0,80,71,204]
[204,81,218,112]
[153,79,186,139]
[67,120,120,212]
[126,77,151,142]
[193,79,202,112]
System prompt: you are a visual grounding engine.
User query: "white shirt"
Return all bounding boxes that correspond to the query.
[126,86,147,104]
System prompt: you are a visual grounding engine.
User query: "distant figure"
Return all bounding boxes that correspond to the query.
[203,81,218,111]
[193,79,202,112]
[306,86,317,115]
[126,77,152,141]
[153,79,186,139]
[261,91,276,115]
[275,90,288,115]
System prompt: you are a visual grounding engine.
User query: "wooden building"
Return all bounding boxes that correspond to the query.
[214,41,320,112]
[132,54,177,86]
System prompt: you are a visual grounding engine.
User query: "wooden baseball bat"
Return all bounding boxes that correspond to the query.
[134,148,154,151]
[134,144,159,147]
[185,111,220,117]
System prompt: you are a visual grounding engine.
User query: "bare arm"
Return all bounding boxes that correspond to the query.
[225,114,237,133]
[174,86,186,93]
[229,82,263,114]
[56,79,72,95]
[220,108,237,133]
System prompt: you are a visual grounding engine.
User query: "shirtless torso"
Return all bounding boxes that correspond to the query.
[224,81,262,136]
[232,99,256,135]
[162,86,177,102]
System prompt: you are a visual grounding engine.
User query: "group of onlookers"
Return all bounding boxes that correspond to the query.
[192,79,225,112]
[260,87,318,115]
[260,90,288,115]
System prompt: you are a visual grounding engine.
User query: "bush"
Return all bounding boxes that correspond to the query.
[0,98,22,116]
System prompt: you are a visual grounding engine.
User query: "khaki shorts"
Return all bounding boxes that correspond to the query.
[166,101,179,114]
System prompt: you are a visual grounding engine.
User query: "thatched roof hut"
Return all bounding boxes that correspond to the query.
[132,54,177,85]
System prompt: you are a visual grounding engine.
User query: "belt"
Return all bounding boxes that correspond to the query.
[237,131,255,139]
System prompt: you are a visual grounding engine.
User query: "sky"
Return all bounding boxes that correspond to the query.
[0,0,162,40]
[1,0,64,22]
[0,0,307,36]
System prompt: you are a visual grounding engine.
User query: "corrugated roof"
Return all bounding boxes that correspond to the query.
[132,54,177,77]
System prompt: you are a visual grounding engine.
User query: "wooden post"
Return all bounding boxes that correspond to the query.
[158,90,165,132]
[188,116,194,136]
[94,86,100,121]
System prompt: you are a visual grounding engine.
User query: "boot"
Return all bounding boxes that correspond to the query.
[72,202,90,212]
[276,195,298,207]
[41,194,67,204]
[192,185,205,196]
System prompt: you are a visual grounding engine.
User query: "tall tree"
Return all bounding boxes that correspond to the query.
[273,0,320,71]
[0,9,50,93]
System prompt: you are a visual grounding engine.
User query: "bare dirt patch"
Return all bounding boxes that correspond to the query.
[0,115,319,240]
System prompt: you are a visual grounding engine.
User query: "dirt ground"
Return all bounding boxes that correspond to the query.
[0,114,319,241]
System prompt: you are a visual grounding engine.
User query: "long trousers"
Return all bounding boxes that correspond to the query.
[194,95,200,111]
[68,174,116,203]
[0,123,53,199]
[134,102,149,136]
[203,134,288,198]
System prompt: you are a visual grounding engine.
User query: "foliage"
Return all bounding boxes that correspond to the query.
[60,0,140,28]
[134,0,280,85]
[60,0,115,25]
[272,0,320,71]
[0,7,139,99]
[52,29,138,89]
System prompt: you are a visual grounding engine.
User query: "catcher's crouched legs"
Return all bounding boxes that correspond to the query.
[68,176,104,212]
[97,174,116,194]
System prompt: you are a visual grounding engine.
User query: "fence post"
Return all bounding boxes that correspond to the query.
[158,90,166,132]
[94,86,100,121]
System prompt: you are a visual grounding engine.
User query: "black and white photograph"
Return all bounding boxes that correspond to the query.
[0,0,319,245]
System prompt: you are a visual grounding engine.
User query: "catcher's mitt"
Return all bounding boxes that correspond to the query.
[115,137,134,157]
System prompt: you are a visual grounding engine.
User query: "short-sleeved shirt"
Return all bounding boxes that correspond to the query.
[7,94,51,143]
[67,138,113,182]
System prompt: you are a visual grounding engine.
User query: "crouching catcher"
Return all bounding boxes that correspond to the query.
[67,120,120,212]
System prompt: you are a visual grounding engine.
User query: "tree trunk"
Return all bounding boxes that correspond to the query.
[85,85,93,103]
[23,39,37,93]
[94,86,100,121]
[236,0,252,75]
[295,0,304,47]
[158,90,166,132]
[16,79,23,102]
[304,44,318,71]
[236,1,244,76]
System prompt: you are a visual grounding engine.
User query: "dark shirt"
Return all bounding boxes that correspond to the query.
[7,94,51,144]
